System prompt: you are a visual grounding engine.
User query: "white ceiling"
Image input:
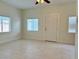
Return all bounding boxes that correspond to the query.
[1,0,76,9]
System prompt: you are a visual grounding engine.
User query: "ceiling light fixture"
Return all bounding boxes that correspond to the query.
[35,0,50,5]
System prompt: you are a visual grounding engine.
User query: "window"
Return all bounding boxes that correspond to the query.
[68,16,77,33]
[0,16,10,32]
[27,19,38,31]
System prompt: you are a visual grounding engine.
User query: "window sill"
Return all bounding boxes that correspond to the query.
[0,32,11,34]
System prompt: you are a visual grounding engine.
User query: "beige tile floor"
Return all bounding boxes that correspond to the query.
[0,40,75,59]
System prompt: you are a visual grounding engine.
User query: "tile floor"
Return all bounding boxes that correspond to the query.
[0,40,75,59]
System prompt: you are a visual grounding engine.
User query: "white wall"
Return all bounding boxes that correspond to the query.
[0,2,21,44]
[22,2,77,44]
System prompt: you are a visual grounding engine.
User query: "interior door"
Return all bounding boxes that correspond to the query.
[43,14,58,41]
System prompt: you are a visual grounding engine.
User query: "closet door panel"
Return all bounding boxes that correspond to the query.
[44,14,58,41]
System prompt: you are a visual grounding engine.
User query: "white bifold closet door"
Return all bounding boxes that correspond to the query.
[43,14,58,42]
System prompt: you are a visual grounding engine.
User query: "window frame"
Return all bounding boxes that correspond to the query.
[0,16,11,33]
[68,16,77,33]
[27,19,39,32]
